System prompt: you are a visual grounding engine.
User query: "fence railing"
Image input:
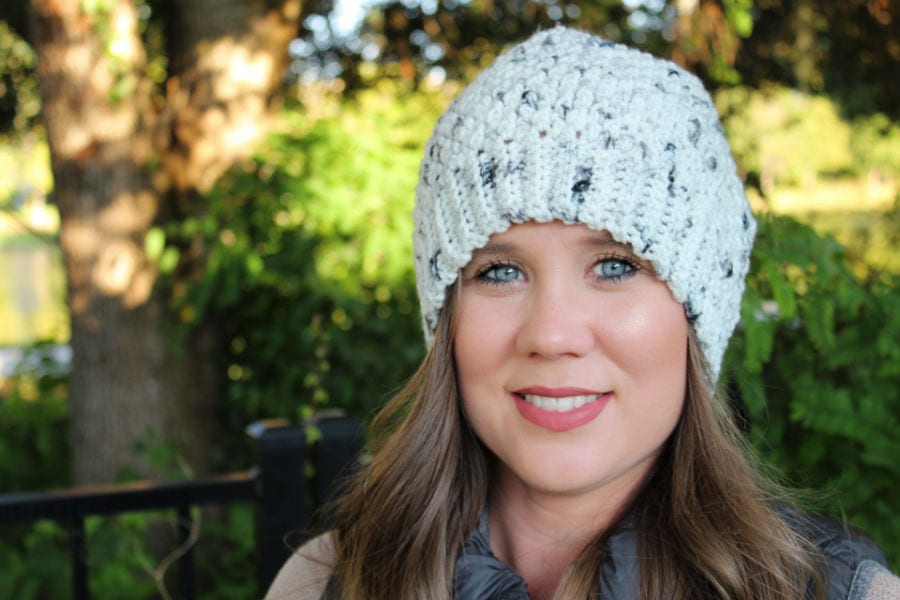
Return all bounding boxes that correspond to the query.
[0,414,362,600]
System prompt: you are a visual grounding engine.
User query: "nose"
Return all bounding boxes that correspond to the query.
[515,280,596,359]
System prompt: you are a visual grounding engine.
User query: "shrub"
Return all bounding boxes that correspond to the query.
[163,82,449,462]
[725,212,900,568]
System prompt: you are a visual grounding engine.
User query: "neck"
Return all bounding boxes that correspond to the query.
[487,468,642,600]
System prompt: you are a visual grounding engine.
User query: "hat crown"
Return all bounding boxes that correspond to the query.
[414,27,756,384]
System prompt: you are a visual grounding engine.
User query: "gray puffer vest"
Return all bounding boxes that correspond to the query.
[452,508,888,599]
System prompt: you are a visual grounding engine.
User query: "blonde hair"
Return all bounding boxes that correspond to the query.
[329,289,824,598]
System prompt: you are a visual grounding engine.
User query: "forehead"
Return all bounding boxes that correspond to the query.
[472,221,634,255]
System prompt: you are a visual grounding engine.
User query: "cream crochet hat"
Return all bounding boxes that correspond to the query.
[413,26,756,383]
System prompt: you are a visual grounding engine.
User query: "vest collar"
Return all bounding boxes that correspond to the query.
[452,509,640,599]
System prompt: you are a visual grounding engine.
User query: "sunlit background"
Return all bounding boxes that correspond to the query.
[0,0,897,595]
[2,0,896,353]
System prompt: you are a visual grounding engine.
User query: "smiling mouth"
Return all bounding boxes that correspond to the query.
[516,393,604,413]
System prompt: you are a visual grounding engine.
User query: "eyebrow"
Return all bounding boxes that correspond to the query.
[471,242,515,257]
[472,231,632,257]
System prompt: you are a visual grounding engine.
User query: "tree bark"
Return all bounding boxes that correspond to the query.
[30,0,301,484]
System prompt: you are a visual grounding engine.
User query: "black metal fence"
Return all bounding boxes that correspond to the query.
[0,414,362,600]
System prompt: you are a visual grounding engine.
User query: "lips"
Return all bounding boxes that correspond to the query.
[512,386,612,432]
[520,393,600,412]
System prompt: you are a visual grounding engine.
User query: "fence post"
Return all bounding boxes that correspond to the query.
[176,504,195,600]
[246,420,308,594]
[311,414,363,514]
[68,517,88,600]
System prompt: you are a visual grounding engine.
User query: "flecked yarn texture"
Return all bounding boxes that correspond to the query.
[413,26,756,383]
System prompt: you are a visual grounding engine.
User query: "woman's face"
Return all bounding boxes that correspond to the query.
[454,220,688,501]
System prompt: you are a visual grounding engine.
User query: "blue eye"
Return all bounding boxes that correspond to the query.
[595,258,636,280]
[478,263,524,283]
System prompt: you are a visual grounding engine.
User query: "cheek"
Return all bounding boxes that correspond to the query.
[453,293,513,379]
[600,289,689,377]
[453,293,522,442]
[453,296,481,383]
[453,308,494,440]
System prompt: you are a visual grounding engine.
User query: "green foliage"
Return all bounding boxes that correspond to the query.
[194,505,256,599]
[1,0,895,592]
[717,85,900,190]
[0,521,70,599]
[0,130,55,209]
[0,368,255,599]
[733,2,898,118]
[801,200,900,277]
[717,85,853,187]
[0,347,182,599]
[74,0,150,104]
[849,113,900,176]
[81,514,162,599]
[165,81,449,459]
[0,343,70,493]
[0,346,70,598]
[0,21,39,131]
[723,0,754,38]
[0,509,250,600]
[725,213,900,568]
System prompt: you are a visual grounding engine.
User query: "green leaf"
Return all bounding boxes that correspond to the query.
[158,247,180,274]
[144,227,165,262]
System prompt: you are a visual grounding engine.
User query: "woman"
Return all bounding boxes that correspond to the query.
[267,27,898,599]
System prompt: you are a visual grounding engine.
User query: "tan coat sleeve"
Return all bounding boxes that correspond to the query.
[865,564,900,600]
[264,532,336,600]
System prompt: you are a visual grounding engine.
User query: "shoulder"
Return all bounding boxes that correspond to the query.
[264,532,336,600]
[779,507,896,600]
[851,559,900,600]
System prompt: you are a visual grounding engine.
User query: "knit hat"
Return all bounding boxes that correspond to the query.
[413,26,756,384]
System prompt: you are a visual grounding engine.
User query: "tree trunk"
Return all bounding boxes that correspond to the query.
[30,0,301,484]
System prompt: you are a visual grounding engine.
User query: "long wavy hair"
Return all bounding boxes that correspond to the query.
[328,286,824,598]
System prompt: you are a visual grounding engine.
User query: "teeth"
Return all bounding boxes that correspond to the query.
[523,394,600,412]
